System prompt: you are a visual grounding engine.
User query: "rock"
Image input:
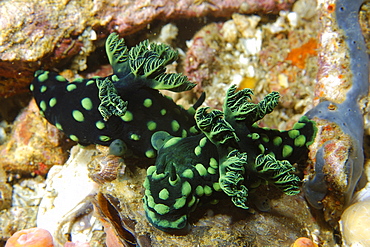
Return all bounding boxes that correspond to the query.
[0,0,295,97]
[0,99,73,175]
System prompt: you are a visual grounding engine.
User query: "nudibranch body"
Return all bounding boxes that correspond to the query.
[31,33,200,158]
[144,86,317,233]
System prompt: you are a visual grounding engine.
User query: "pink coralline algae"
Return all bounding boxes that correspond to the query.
[5,228,54,247]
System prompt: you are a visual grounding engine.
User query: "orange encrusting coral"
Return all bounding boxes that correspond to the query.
[286,38,318,69]
[291,237,318,247]
[5,227,54,247]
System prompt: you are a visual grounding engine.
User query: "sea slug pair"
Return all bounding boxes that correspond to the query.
[31,33,317,233]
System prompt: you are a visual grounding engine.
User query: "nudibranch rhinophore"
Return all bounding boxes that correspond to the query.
[31,33,203,158]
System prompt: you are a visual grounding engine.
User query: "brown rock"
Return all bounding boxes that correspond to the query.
[0,0,295,97]
[0,99,73,175]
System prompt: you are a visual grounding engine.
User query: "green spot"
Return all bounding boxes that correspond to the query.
[258,144,265,154]
[181,181,192,196]
[261,134,269,143]
[160,109,167,115]
[66,84,77,92]
[181,129,187,138]
[146,195,156,209]
[207,167,216,174]
[55,75,66,82]
[209,158,218,169]
[210,199,219,205]
[72,110,84,122]
[294,135,306,147]
[130,133,140,141]
[40,85,47,93]
[143,178,150,190]
[29,84,34,91]
[188,196,196,207]
[143,98,152,108]
[81,97,93,111]
[195,185,204,197]
[111,74,119,82]
[163,137,181,149]
[120,111,133,122]
[146,210,156,223]
[95,121,105,130]
[194,146,202,156]
[146,166,156,176]
[99,135,111,142]
[69,135,79,142]
[250,133,260,140]
[288,129,300,139]
[182,169,194,179]
[293,122,306,129]
[190,126,198,134]
[273,136,282,146]
[73,78,84,83]
[195,163,207,176]
[86,80,95,86]
[55,123,63,130]
[147,121,157,131]
[38,71,49,82]
[170,215,187,229]
[282,145,293,158]
[152,170,165,180]
[213,182,221,191]
[145,149,155,158]
[154,204,170,215]
[39,100,47,111]
[199,137,207,147]
[174,197,186,209]
[49,98,57,107]
[171,120,180,132]
[158,188,169,200]
[204,185,212,196]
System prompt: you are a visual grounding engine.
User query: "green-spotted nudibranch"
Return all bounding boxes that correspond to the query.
[144,86,317,233]
[31,33,203,158]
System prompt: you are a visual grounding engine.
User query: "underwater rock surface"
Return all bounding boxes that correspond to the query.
[0,0,295,97]
[303,0,370,228]
[0,100,72,175]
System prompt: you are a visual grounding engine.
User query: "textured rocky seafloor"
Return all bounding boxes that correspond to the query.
[0,0,370,246]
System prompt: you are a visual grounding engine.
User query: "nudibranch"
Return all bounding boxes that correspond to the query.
[30,33,202,158]
[144,85,317,233]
